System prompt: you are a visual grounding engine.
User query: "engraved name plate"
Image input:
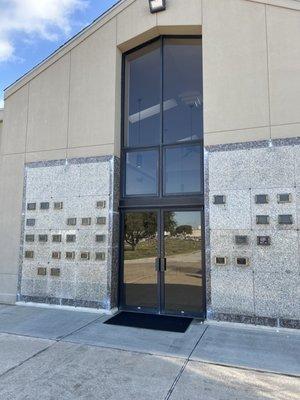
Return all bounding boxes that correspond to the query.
[236,257,249,267]
[80,252,90,260]
[67,218,77,226]
[255,194,269,204]
[257,236,271,246]
[277,193,292,204]
[66,234,76,243]
[50,268,60,277]
[96,201,106,209]
[37,267,47,276]
[278,215,293,225]
[25,234,35,243]
[235,235,248,245]
[95,252,106,261]
[54,202,63,210]
[213,195,226,205]
[40,202,50,210]
[39,234,48,243]
[66,251,75,260]
[256,215,269,225]
[95,234,105,243]
[26,219,36,227]
[96,217,106,225]
[52,234,62,243]
[52,251,61,260]
[27,203,36,211]
[25,250,34,259]
[82,218,92,226]
[214,256,227,266]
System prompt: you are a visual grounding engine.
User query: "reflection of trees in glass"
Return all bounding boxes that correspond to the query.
[125,212,176,251]
[175,225,192,235]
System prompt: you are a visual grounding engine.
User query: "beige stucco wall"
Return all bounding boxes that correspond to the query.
[0,109,3,147]
[203,0,300,145]
[0,0,300,304]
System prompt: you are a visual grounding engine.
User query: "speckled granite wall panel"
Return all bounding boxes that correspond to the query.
[206,140,300,328]
[18,156,120,310]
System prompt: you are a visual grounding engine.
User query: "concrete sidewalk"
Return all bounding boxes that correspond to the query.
[0,305,299,399]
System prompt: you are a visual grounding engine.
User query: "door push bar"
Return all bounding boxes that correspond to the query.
[155,257,167,272]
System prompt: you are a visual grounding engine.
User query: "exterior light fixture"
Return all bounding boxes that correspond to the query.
[149,0,166,13]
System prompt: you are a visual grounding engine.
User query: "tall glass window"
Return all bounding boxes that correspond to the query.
[123,37,203,198]
[124,41,161,147]
[163,38,203,144]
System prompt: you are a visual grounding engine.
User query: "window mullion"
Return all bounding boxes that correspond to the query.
[159,36,164,198]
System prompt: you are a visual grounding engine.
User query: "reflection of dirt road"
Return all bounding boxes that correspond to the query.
[125,251,201,264]
[124,251,202,286]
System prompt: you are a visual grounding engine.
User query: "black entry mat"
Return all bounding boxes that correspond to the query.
[104,312,193,333]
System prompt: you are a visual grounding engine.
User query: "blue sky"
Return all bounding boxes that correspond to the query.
[0,0,119,108]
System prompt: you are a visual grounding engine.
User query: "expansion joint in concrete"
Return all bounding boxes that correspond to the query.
[164,324,209,400]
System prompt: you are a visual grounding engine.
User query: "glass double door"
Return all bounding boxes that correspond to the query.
[121,209,204,317]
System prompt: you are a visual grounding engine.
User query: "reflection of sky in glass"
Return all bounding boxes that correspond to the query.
[126,150,158,195]
[173,211,201,230]
[126,41,161,147]
[165,145,202,194]
[163,38,203,144]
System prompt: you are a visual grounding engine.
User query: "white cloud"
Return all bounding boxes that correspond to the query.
[0,0,88,62]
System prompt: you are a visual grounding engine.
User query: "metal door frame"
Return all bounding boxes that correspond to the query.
[119,207,206,318]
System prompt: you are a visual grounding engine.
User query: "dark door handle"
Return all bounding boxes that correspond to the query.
[155,258,161,272]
